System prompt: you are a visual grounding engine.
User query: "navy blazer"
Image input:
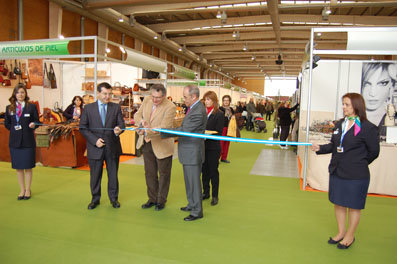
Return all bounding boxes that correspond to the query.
[205,109,224,151]
[316,119,380,180]
[79,101,125,160]
[5,103,40,148]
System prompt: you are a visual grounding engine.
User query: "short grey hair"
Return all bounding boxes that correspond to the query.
[150,84,167,96]
[185,84,200,99]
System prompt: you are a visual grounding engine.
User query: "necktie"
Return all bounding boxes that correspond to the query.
[17,103,22,118]
[186,107,190,115]
[100,104,106,126]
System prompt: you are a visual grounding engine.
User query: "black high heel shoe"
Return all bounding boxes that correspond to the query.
[17,195,25,200]
[337,238,355,249]
[328,237,343,244]
[24,190,31,200]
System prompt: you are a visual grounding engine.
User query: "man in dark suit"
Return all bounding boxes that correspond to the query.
[161,85,207,221]
[80,82,125,210]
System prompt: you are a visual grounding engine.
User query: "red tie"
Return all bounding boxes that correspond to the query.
[186,107,190,114]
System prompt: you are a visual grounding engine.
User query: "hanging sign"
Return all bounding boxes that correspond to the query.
[0,41,70,57]
[174,65,196,80]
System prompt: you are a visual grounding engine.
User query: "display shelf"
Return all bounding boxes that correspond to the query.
[82,76,111,79]
[136,79,166,84]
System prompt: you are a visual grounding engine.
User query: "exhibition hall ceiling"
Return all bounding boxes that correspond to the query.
[65,0,397,78]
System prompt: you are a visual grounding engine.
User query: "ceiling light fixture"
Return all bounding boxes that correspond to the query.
[58,35,64,39]
[322,6,331,21]
[251,55,256,61]
[119,46,126,54]
[216,10,222,19]
[118,17,124,23]
[105,48,111,53]
[243,43,248,51]
[153,35,158,40]
[220,11,227,24]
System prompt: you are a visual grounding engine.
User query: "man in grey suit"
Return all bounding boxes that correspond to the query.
[161,85,207,221]
[80,82,125,210]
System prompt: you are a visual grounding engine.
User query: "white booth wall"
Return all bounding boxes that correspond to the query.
[298,60,397,196]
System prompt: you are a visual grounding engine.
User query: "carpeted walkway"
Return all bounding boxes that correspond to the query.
[0,127,396,264]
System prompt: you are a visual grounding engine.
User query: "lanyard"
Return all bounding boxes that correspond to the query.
[339,118,352,147]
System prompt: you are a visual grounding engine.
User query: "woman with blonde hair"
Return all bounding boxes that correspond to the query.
[4,83,40,200]
[201,91,224,205]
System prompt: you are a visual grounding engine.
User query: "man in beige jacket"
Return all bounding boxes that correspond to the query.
[135,84,176,211]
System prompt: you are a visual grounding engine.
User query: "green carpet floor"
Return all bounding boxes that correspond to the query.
[0,127,396,264]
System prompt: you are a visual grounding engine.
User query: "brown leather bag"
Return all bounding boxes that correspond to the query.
[8,63,17,79]
[2,79,11,86]
[2,63,9,76]
[49,64,57,89]
[25,76,32,89]
[21,63,28,79]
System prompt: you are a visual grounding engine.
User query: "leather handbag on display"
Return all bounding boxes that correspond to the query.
[8,63,17,79]
[25,76,32,89]
[49,64,57,89]
[14,60,22,75]
[43,63,51,88]
[0,75,3,83]
[133,83,140,92]
[2,63,9,76]
[21,63,28,79]
[2,79,11,86]
[0,60,4,66]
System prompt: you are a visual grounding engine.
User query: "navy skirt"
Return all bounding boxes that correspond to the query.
[10,147,36,170]
[329,174,370,210]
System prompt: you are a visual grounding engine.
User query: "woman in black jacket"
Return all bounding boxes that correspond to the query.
[63,95,84,121]
[5,83,40,200]
[311,93,380,249]
[201,91,224,206]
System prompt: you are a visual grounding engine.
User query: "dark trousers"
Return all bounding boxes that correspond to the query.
[183,164,203,217]
[246,115,253,130]
[143,142,173,204]
[202,148,221,198]
[265,111,272,121]
[88,150,120,203]
[220,127,230,161]
[280,125,290,147]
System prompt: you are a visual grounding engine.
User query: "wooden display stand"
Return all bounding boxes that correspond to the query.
[0,124,11,162]
[38,129,87,167]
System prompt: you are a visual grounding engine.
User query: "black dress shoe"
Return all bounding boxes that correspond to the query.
[202,194,210,200]
[180,206,191,212]
[184,214,203,221]
[337,238,355,249]
[17,195,24,200]
[211,197,218,206]
[88,201,100,210]
[141,201,156,209]
[155,203,165,211]
[220,159,230,163]
[328,237,343,245]
[111,200,121,208]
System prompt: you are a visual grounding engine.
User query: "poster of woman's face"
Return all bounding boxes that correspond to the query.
[361,62,397,127]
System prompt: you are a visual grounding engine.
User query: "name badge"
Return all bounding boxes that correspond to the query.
[337,147,344,153]
[14,125,22,131]
[24,113,30,117]
[333,128,339,135]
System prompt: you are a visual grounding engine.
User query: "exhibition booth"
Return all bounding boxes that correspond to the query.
[298,27,397,196]
[0,36,254,167]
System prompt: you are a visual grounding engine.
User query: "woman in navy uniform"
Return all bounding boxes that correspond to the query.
[311,93,379,249]
[4,83,39,200]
